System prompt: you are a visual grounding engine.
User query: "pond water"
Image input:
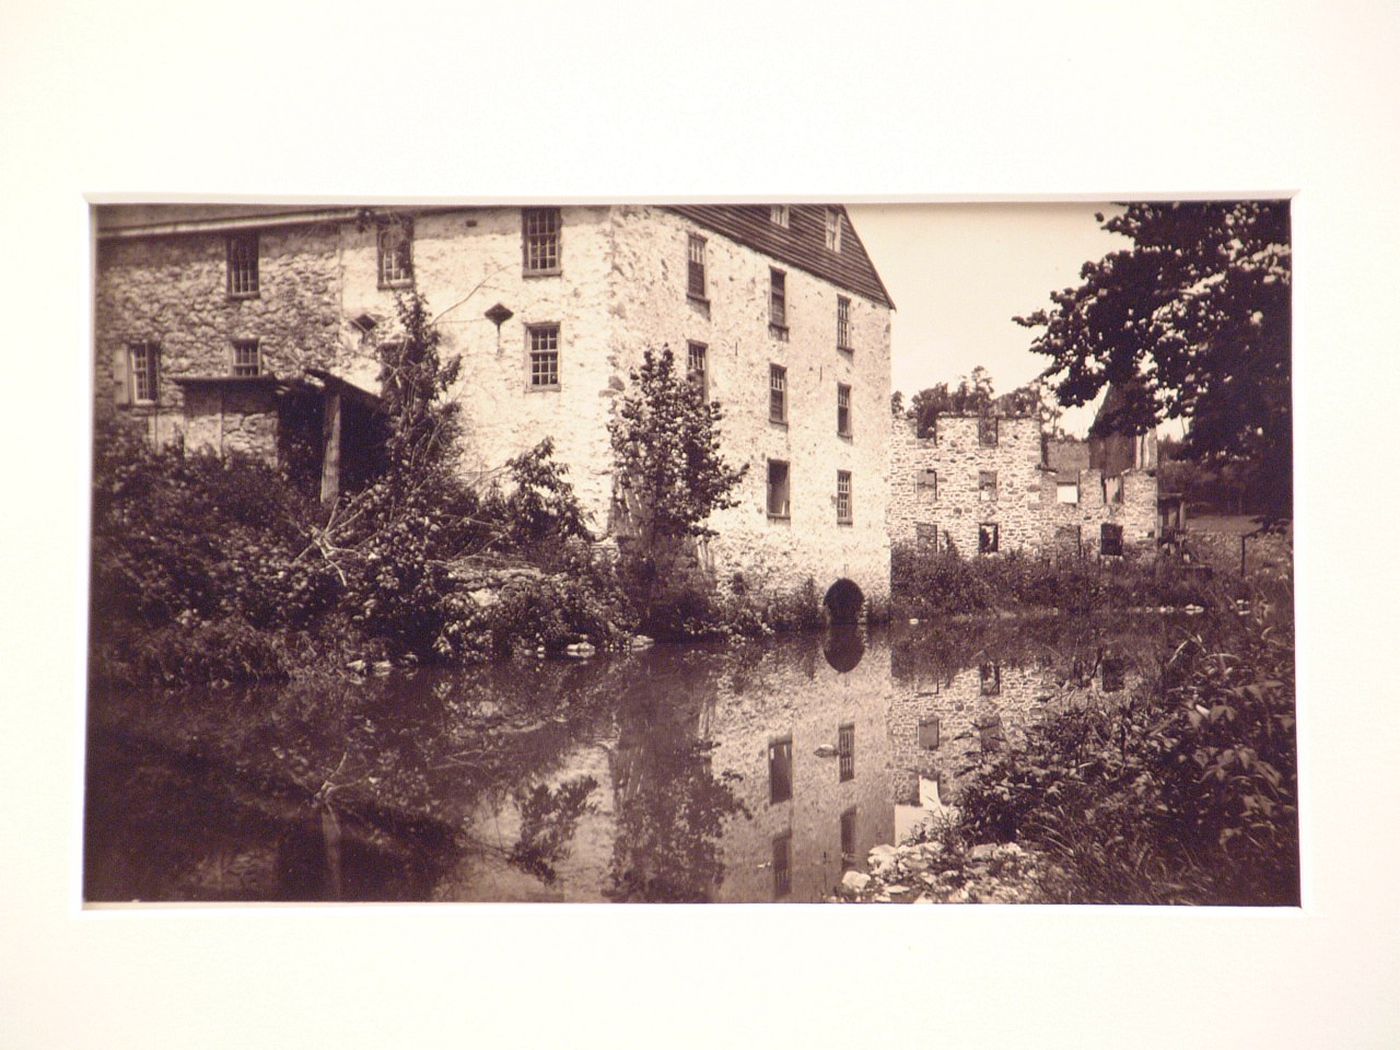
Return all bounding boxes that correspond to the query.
[85,614,1188,904]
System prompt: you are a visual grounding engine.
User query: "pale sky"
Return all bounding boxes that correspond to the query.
[847,202,1129,437]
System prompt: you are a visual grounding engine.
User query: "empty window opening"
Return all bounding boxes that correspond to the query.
[767,459,790,518]
[978,416,999,447]
[687,234,707,299]
[1056,480,1080,504]
[522,207,561,274]
[918,468,938,496]
[915,522,937,551]
[979,522,999,554]
[226,233,258,297]
[980,663,1001,696]
[978,714,1005,753]
[979,470,998,502]
[768,736,793,804]
[528,324,560,388]
[1100,522,1124,557]
[840,807,857,870]
[918,716,941,750]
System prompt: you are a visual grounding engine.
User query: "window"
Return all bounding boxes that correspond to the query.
[978,714,1005,753]
[231,339,261,377]
[915,522,937,551]
[1100,522,1124,557]
[979,522,999,554]
[837,295,852,350]
[768,735,793,803]
[840,808,857,870]
[979,470,998,502]
[376,220,413,288]
[769,364,787,423]
[917,468,938,496]
[767,459,790,519]
[836,383,852,436]
[825,207,843,252]
[772,833,792,898]
[769,268,787,330]
[838,723,854,781]
[978,416,999,447]
[687,341,708,401]
[1107,474,1125,504]
[1102,657,1126,693]
[128,342,159,403]
[980,662,1002,696]
[836,471,852,525]
[1056,480,1080,504]
[527,323,560,388]
[769,204,790,227]
[918,716,941,750]
[226,233,259,297]
[522,207,561,274]
[686,234,707,300]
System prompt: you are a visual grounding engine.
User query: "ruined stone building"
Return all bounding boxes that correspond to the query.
[94,203,895,612]
[887,388,1160,559]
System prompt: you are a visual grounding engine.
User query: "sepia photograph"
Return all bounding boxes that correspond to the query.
[85,199,1296,906]
[10,2,1400,1046]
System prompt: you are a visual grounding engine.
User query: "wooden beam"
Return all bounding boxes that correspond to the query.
[320,389,341,504]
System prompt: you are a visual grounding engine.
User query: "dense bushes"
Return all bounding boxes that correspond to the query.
[890,543,1209,618]
[955,598,1298,905]
[90,294,635,686]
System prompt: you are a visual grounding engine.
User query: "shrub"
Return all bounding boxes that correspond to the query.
[955,605,1298,905]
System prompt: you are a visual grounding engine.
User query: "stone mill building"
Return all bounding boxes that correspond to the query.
[93,203,896,615]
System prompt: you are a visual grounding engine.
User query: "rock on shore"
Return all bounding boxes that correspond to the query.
[833,839,1049,904]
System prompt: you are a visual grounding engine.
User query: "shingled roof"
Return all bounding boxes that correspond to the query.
[667,205,894,309]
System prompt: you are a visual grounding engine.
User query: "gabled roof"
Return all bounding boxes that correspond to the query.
[667,205,895,309]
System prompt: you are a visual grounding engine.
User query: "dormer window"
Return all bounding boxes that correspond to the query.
[377,220,413,288]
[825,208,843,252]
[226,233,259,298]
[522,207,561,275]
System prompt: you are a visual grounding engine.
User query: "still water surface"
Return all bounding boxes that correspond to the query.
[85,615,1182,903]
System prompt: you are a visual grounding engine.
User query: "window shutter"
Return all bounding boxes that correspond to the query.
[112,345,130,406]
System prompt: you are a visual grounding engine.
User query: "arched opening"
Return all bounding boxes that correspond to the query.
[823,626,865,673]
[823,578,864,626]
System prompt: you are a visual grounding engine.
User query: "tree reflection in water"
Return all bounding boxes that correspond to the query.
[605,740,750,902]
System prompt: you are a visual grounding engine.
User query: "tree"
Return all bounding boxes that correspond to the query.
[1015,201,1291,519]
[903,368,1059,438]
[609,346,749,548]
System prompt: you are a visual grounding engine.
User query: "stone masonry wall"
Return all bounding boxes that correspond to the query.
[95,205,894,606]
[329,206,620,522]
[888,415,1043,555]
[1039,467,1158,555]
[609,206,893,607]
[94,224,348,452]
